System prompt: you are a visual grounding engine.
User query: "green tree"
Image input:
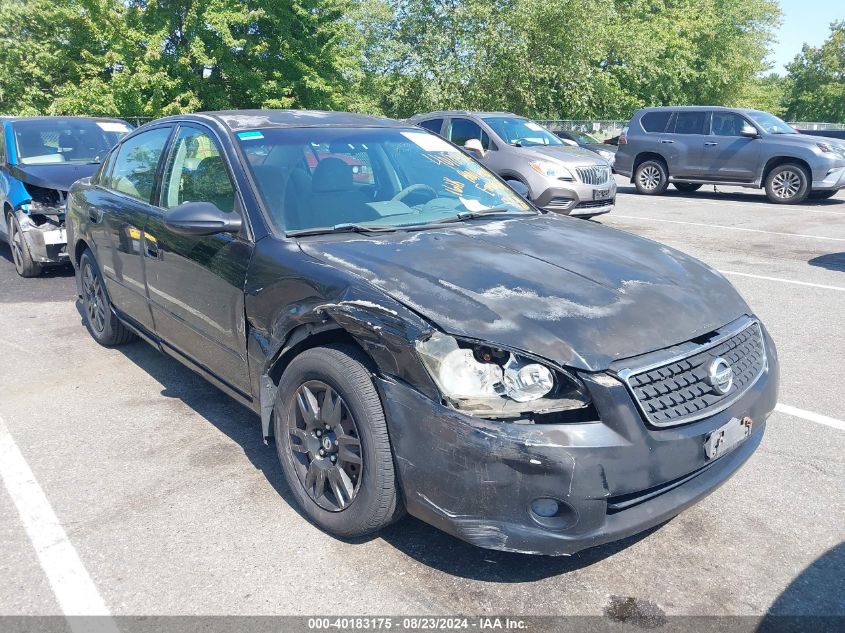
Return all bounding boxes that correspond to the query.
[0,0,368,116]
[783,21,845,123]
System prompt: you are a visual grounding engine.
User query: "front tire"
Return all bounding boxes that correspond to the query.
[78,250,135,346]
[634,160,669,195]
[274,344,402,538]
[765,164,810,204]
[7,213,42,277]
[673,182,702,193]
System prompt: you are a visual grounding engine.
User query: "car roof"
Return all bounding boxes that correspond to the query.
[636,106,757,114]
[161,109,408,131]
[408,111,517,121]
[0,115,130,124]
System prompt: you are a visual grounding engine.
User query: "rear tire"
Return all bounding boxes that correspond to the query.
[7,213,42,278]
[274,344,403,538]
[78,250,135,346]
[764,163,810,204]
[634,160,669,195]
[809,190,838,200]
[673,182,702,193]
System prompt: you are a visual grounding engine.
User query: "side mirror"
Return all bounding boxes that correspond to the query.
[164,201,242,236]
[506,180,530,199]
[740,124,759,138]
[560,138,579,147]
[463,139,487,159]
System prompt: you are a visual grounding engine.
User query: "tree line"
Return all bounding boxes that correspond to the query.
[0,0,842,123]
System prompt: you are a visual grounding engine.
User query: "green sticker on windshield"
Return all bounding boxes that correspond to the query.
[237,130,264,140]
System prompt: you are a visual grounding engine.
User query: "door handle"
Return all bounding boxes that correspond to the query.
[88,207,102,223]
[659,140,674,144]
[704,142,719,146]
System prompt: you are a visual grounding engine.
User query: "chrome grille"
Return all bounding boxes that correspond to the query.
[576,165,611,185]
[619,321,766,427]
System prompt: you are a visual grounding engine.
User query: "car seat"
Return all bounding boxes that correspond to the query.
[303,157,377,229]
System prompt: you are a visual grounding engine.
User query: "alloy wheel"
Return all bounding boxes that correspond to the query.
[638,165,662,190]
[82,263,107,333]
[9,217,24,275]
[771,170,801,200]
[288,381,363,512]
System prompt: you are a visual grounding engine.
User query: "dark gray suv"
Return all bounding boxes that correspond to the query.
[615,107,845,204]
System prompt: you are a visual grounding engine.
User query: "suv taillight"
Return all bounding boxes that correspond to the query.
[618,127,629,145]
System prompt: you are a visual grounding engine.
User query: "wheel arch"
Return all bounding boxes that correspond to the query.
[761,156,812,187]
[258,304,436,442]
[631,152,669,182]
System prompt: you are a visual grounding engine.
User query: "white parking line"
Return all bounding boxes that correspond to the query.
[0,416,117,631]
[612,214,845,242]
[719,271,845,292]
[776,404,845,432]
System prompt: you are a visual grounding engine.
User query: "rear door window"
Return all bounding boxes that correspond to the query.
[671,111,708,135]
[448,118,490,149]
[418,119,444,135]
[640,111,672,133]
[108,127,172,203]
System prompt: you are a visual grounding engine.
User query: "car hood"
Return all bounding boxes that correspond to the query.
[299,215,750,371]
[523,144,609,165]
[9,163,99,192]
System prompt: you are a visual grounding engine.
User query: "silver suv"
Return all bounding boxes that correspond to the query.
[409,111,616,218]
[615,106,845,204]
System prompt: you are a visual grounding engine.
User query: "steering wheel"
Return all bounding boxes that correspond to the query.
[392,183,438,203]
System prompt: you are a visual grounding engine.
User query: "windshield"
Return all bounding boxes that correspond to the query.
[236,127,534,234]
[746,111,797,135]
[12,119,132,165]
[568,131,600,145]
[482,117,563,147]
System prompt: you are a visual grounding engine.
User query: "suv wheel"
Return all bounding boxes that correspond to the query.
[274,344,402,538]
[78,250,135,346]
[765,164,810,204]
[634,160,669,195]
[673,182,702,193]
[7,213,42,277]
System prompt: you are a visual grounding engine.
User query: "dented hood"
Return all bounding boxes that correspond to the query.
[299,215,750,371]
[9,163,99,192]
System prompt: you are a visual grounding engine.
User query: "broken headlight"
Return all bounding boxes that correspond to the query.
[415,332,590,416]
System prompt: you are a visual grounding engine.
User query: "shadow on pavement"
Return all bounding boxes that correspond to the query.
[96,321,662,582]
[616,183,843,206]
[759,542,845,630]
[808,253,845,273]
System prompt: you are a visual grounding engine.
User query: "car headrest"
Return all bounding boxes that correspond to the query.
[312,157,353,193]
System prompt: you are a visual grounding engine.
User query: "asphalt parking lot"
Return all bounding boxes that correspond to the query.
[1,178,843,623]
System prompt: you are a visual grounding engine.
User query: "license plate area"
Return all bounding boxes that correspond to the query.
[593,188,611,200]
[704,416,752,461]
[43,229,67,245]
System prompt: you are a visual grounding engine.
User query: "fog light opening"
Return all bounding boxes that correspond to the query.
[529,497,578,530]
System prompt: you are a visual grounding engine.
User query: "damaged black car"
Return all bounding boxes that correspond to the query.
[0,116,132,276]
[67,111,779,555]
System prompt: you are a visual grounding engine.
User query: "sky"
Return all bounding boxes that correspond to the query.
[767,0,845,74]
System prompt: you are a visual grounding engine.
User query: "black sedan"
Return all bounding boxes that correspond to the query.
[66,110,778,555]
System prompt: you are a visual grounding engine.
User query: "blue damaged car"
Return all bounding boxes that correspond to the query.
[0,116,132,277]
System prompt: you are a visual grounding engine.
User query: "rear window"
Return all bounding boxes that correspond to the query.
[672,111,708,135]
[640,111,671,133]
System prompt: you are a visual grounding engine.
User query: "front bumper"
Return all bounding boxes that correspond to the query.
[533,181,616,218]
[15,211,69,265]
[812,165,845,191]
[377,332,779,556]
